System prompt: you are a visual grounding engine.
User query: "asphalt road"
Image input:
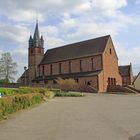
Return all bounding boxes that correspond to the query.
[0,94,140,140]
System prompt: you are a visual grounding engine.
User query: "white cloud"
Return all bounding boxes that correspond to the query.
[40,26,59,37]
[0,23,29,45]
[45,37,65,49]
[10,10,44,22]
[116,44,140,74]
[0,0,139,79]
[92,0,127,10]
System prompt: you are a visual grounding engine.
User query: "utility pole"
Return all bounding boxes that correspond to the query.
[43,75,45,88]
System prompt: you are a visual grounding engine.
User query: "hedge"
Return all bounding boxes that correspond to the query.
[0,93,44,120]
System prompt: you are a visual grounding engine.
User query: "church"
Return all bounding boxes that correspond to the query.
[19,22,133,92]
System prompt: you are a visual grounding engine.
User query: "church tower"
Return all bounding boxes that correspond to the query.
[28,21,44,85]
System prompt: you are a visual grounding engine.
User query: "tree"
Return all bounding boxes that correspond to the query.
[0,52,17,83]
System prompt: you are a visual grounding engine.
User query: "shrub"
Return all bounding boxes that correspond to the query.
[55,78,77,91]
[44,91,55,99]
[0,87,49,96]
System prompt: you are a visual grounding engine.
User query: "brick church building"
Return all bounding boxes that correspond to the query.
[19,22,133,92]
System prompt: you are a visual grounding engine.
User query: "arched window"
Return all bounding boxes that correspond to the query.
[80,60,84,72]
[110,48,112,54]
[69,61,72,73]
[108,78,111,86]
[59,63,62,74]
[50,64,53,75]
[92,58,96,70]
[42,65,45,75]
[113,78,116,86]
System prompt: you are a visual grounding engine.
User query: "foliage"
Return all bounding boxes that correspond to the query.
[0,87,49,96]
[55,91,85,97]
[55,78,77,91]
[0,52,17,82]
[0,79,10,84]
[0,88,16,96]
[44,91,56,99]
[0,93,44,120]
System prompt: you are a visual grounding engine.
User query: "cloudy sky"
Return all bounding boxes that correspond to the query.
[0,0,140,80]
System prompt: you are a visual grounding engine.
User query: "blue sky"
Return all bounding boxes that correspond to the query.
[0,0,140,81]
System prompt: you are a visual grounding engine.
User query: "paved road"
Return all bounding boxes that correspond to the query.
[0,94,140,140]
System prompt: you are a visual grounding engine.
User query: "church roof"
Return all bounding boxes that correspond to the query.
[33,70,102,81]
[133,72,140,83]
[119,65,131,76]
[40,35,110,65]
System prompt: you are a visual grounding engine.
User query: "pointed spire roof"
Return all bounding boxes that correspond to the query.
[29,35,32,40]
[33,20,40,40]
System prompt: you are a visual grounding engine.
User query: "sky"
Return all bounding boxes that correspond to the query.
[0,0,140,81]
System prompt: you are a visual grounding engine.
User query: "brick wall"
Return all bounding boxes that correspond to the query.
[122,76,131,85]
[28,47,44,84]
[40,55,102,76]
[78,76,98,90]
[102,37,122,92]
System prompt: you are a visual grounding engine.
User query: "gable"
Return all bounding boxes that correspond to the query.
[104,36,118,60]
[40,35,110,65]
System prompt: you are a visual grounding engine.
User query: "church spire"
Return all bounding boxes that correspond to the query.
[33,20,40,40]
[29,21,44,48]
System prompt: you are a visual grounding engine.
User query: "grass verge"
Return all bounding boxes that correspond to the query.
[0,87,84,121]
